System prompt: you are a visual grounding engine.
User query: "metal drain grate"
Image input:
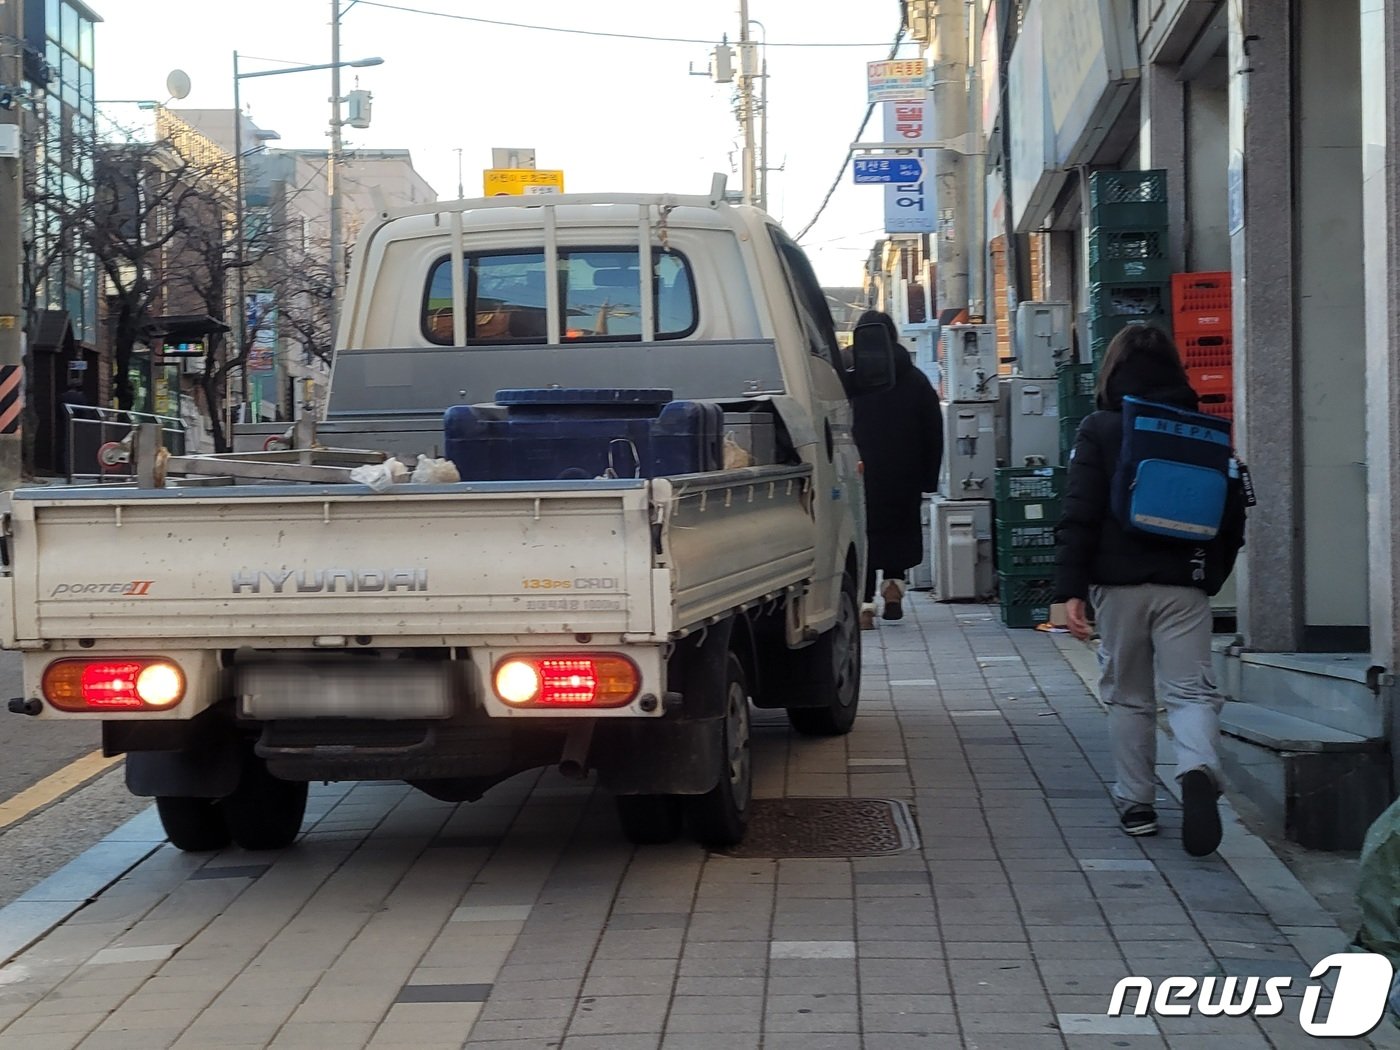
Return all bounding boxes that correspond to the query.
[722,797,920,858]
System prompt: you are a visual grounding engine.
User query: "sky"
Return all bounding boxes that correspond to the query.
[93,0,920,287]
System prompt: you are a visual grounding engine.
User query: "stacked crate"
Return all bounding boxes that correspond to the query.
[994,466,1064,628]
[1172,272,1234,419]
[1086,170,1171,369]
[1056,362,1096,466]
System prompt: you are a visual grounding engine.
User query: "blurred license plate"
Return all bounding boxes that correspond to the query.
[238,662,452,720]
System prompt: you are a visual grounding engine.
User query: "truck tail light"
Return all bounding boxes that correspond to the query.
[41,658,186,712]
[492,654,639,708]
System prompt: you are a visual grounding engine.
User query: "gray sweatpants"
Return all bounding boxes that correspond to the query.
[1091,583,1224,808]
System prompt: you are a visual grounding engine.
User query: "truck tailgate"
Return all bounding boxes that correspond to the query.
[10,481,655,642]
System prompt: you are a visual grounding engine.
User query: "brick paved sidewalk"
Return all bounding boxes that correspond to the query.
[0,595,1393,1050]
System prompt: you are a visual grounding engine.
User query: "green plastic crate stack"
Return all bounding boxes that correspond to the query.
[994,467,1064,627]
[1088,170,1171,363]
[1057,363,1095,465]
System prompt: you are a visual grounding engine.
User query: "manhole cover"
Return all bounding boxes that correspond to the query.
[722,797,920,858]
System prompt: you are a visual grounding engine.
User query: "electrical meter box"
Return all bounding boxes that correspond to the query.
[943,401,998,499]
[1014,301,1072,377]
[1004,377,1060,466]
[932,498,995,601]
[940,324,1000,402]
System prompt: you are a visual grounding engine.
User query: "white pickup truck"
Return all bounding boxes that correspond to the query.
[2,189,896,851]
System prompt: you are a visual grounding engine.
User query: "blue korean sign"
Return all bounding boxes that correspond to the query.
[853,156,924,185]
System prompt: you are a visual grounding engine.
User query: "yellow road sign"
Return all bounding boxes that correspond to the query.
[483,169,565,196]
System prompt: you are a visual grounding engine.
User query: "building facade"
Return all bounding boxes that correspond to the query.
[21,0,101,472]
[872,0,1399,848]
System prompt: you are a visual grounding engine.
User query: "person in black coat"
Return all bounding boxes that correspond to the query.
[1054,323,1246,857]
[55,378,94,478]
[852,310,944,629]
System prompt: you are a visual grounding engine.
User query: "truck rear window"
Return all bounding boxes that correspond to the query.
[423,248,697,345]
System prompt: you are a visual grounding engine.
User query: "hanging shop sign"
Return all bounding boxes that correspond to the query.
[981,0,1001,140]
[867,59,927,104]
[881,100,936,234]
[1042,0,1139,167]
[1008,0,1059,232]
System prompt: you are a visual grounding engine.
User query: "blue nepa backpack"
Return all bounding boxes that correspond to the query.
[1111,396,1232,541]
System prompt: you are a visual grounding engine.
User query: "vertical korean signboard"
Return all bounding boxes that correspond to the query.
[882,99,935,234]
[247,291,277,373]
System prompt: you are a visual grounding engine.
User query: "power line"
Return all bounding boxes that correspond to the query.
[794,23,907,244]
[352,1,899,47]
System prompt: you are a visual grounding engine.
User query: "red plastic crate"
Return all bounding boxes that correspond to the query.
[1179,333,1233,369]
[1175,309,1231,336]
[1198,394,1233,420]
[1171,272,1232,313]
[1187,366,1233,396]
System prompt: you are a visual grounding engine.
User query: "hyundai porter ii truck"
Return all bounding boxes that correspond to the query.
[2,188,895,851]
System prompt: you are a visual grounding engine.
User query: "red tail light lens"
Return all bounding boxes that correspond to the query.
[41,658,186,712]
[492,654,639,708]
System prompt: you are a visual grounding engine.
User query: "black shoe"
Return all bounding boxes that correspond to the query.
[1120,804,1158,837]
[1181,769,1222,857]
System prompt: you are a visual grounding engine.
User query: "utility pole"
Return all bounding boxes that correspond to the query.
[736,0,757,207]
[749,19,769,213]
[454,147,463,200]
[965,1,984,319]
[929,0,969,321]
[328,0,344,320]
[0,0,26,488]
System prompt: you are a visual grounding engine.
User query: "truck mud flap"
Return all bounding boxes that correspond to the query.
[126,737,242,799]
[591,715,724,795]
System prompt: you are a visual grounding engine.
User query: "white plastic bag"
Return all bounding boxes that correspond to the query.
[411,456,461,484]
[723,433,754,469]
[350,456,409,492]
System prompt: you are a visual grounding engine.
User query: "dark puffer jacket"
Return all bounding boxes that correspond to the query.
[1053,353,1247,602]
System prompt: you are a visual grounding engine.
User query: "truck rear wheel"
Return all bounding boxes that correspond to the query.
[786,569,861,736]
[155,796,231,852]
[687,651,752,847]
[614,794,684,844]
[222,752,308,851]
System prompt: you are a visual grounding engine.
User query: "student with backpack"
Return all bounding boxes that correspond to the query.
[1054,324,1248,857]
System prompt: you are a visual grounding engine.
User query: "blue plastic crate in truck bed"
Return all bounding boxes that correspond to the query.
[444,388,724,481]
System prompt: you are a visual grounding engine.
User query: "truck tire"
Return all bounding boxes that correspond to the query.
[222,752,308,851]
[155,796,231,852]
[614,794,684,844]
[686,650,752,847]
[786,569,861,736]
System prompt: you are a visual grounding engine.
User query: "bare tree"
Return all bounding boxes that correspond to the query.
[24,121,231,413]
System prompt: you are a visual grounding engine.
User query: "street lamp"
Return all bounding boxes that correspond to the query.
[230,51,382,423]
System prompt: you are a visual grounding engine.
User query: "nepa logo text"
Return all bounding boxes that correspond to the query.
[232,569,429,594]
[1109,952,1394,1038]
[51,580,154,598]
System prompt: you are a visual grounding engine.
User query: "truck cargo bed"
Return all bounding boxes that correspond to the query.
[4,466,814,647]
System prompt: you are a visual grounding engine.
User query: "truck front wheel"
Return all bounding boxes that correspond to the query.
[155,796,231,852]
[222,751,308,851]
[686,651,752,846]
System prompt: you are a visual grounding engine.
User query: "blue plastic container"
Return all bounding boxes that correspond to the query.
[443,389,723,481]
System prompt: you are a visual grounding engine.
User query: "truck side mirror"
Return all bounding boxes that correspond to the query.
[848,321,896,394]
